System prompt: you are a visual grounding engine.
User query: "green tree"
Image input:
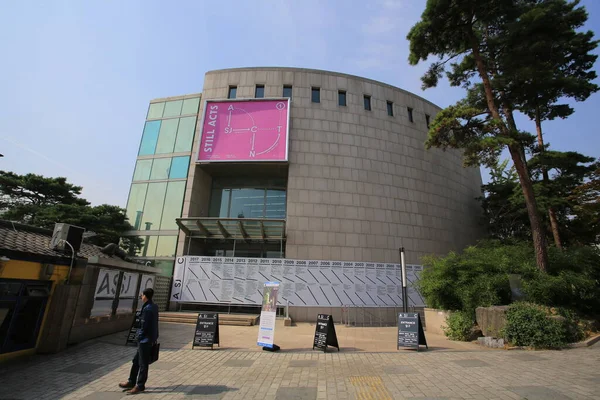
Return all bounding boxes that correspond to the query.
[407,0,598,272]
[0,171,89,221]
[480,158,528,240]
[505,0,599,248]
[482,152,600,246]
[0,171,141,253]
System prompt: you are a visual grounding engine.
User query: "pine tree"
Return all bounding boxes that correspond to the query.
[408,0,598,272]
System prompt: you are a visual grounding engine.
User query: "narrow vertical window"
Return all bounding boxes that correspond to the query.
[407,107,414,123]
[228,86,237,99]
[283,85,292,98]
[387,101,394,116]
[425,114,431,129]
[338,91,347,106]
[311,87,320,103]
[363,95,371,111]
[255,85,265,98]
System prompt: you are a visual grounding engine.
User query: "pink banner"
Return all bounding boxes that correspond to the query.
[198,99,289,162]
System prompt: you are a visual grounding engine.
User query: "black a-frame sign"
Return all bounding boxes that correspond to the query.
[192,313,220,349]
[312,314,340,352]
[397,312,428,351]
[126,310,142,346]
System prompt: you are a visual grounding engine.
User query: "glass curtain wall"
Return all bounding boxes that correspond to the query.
[123,96,200,275]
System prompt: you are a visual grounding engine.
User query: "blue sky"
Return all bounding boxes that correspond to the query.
[1,0,599,206]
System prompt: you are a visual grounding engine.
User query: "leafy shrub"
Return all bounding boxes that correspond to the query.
[524,246,600,315]
[557,308,587,343]
[503,302,567,349]
[443,311,475,341]
[417,240,531,312]
[417,240,600,317]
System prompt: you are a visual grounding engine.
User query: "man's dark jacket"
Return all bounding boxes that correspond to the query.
[138,300,159,344]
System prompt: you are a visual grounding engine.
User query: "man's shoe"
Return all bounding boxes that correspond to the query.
[119,382,134,390]
[126,386,145,395]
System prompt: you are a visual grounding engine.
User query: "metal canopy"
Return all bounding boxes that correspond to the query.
[176,217,286,240]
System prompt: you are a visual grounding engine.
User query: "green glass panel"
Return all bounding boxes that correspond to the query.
[163,100,183,117]
[147,102,164,119]
[156,236,177,257]
[139,121,161,156]
[155,119,179,154]
[181,98,200,115]
[132,159,152,181]
[160,181,186,229]
[136,235,158,257]
[169,156,190,179]
[141,182,167,230]
[149,157,171,180]
[126,184,148,230]
[174,117,196,152]
[154,260,175,277]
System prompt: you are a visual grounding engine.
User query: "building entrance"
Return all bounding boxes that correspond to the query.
[0,278,51,354]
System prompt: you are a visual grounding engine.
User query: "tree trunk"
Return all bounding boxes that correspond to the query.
[535,109,563,249]
[470,33,549,272]
[508,144,549,272]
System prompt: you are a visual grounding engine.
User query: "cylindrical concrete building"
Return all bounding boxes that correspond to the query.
[177,67,482,263]
[124,67,484,315]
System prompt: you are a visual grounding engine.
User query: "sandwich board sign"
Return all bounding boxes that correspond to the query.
[192,313,220,349]
[125,310,142,346]
[397,312,428,351]
[312,314,340,352]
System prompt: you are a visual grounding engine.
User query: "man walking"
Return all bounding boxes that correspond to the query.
[119,288,159,395]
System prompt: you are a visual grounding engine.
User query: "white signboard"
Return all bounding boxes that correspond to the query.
[171,256,425,307]
[257,281,279,348]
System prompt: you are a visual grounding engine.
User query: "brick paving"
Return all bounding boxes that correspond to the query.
[0,323,598,400]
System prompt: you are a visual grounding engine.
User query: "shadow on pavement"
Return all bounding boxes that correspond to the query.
[146,385,238,396]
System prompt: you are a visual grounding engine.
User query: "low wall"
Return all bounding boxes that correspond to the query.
[424,308,452,335]
[288,306,425,327]
[69,314,134,345]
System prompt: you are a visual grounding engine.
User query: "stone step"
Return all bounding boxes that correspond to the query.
[159,312,259,326]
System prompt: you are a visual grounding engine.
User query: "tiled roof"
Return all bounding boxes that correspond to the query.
[0,220,115,260]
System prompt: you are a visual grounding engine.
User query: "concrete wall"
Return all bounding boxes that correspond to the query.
[424,308,452,335]
[189,67,484,264]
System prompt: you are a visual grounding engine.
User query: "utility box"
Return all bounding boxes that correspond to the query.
[49,223,85,254]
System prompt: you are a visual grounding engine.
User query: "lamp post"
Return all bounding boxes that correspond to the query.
[400,247,408,312]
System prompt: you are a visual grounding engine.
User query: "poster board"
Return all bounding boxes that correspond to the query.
[257,282,279,349]
[171,256,425,308]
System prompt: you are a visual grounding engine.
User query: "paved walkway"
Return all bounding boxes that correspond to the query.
[0,323,598,400]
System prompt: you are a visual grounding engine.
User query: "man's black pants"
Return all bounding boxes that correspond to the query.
[128,342,151,390]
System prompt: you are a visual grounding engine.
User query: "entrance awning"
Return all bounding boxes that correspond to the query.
[176,217,286,240]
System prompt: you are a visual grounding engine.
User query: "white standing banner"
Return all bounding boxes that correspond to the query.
[257,281,279,348]
[170,256,425,307]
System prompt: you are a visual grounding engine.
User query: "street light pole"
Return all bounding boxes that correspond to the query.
[400,247,408,312]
